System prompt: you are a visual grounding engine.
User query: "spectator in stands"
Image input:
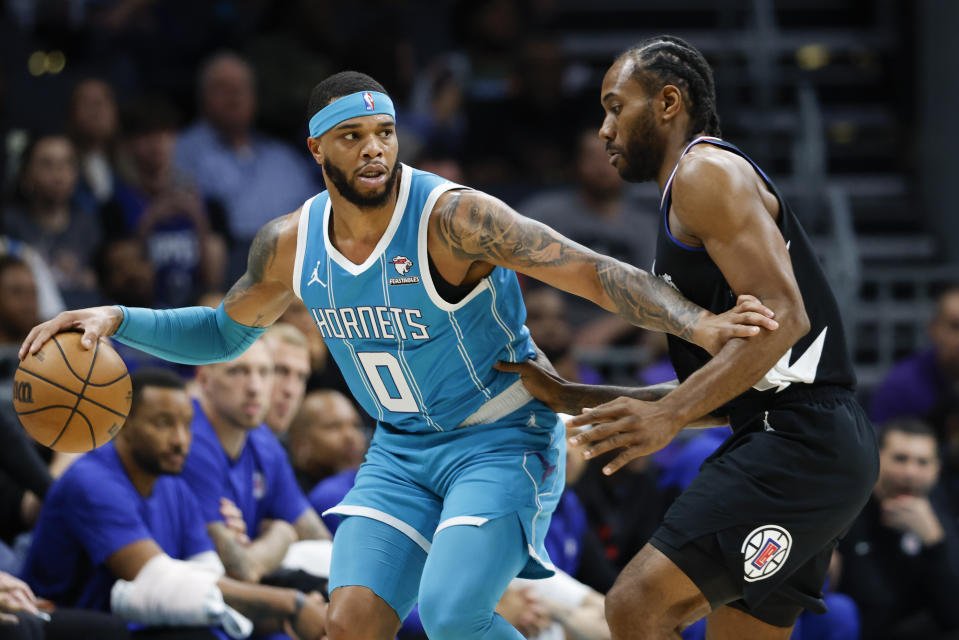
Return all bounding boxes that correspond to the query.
[2,134,100,304]
[101,97,228,307]
[871,285,959,424]
[522,286,601,385]
[836,418,959,639]
[279,300,350,398]
[574,450,668,572]
[466,33,592,186]
[0,237,64,321]
[0,258,81,569]
[288,390,366,523]
[520,128,658,348]
[184,338,330,585]
[94,237,156,309]
[67,78,120,212]
[262,323,311,439]
[21,368,328,639]
[174,52,317,278]
[0,255,41,421]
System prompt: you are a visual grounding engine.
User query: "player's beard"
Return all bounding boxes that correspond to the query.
[615,103,667,184]
[323,157,400,209]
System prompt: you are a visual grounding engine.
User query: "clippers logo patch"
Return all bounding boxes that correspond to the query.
[252,471,266,500]
[389,255,419,285]
[363,92,375,111]
[742,525,791,582]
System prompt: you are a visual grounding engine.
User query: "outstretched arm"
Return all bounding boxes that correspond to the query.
[495,351,727,429]
[569,153,811,473]
[19,212,300,360]
[428,190,777,355]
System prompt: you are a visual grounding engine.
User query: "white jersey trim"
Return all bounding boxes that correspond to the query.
[324,164,413,276]
[417,185,491,311]
[292,195,318,300]
[323,504,431,553]
[660,135,723,210]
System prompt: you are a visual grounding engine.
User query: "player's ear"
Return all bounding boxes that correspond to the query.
[306,137,324,165]
[660,85,683,121]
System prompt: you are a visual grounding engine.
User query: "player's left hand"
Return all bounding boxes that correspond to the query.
[495,352,572,414]
[693,294,779,355]
[566,397,681,475]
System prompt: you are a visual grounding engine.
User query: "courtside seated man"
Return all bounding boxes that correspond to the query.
[20,71,776,640]
[501,36,879,639]
[21,368,327,640]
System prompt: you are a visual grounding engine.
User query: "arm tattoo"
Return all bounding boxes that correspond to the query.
[595,261,704,341]
[435,192,707,339]
[436,191,584,267]
[222,216,284,321]
[208,523,254,581]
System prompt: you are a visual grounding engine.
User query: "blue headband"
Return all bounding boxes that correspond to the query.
[309,90,395,138]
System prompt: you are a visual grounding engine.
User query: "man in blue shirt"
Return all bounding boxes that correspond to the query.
[175,52,318,278]
[287,390,366,497]
[184,338,330,584]
[21,368,327,639]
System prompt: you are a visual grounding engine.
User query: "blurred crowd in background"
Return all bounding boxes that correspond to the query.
[0,1,957,639]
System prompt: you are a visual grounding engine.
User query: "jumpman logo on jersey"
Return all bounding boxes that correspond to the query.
[307,261,326,288]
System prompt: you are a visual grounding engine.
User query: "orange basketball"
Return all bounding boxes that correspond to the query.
[13,332,132,453]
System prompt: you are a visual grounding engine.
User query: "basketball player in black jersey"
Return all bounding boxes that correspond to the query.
[499,35,879,638]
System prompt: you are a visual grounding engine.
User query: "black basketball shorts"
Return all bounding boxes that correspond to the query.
[650,386,879,627]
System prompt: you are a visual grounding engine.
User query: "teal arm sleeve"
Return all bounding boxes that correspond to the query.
[113,303,267,365]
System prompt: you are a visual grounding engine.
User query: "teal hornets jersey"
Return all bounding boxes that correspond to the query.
[292,165,536,433]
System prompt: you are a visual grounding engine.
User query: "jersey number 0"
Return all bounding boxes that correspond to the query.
[357,352,418,413]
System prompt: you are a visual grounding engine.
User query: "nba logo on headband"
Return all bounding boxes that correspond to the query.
[363,92,375,111]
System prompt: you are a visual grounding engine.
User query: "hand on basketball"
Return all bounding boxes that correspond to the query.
[567,397,680,475]
[18,306,124,360]
[693,294,778,355]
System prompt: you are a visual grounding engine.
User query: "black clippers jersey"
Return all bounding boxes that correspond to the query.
[652,137,856,415]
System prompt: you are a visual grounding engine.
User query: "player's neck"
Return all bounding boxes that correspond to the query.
[114,441,158,497]
[327,185,399,264]
[656,129,708,193]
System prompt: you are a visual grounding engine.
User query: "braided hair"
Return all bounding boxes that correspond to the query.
[618,36,721,140]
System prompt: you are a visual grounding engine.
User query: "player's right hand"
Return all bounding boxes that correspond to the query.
[18,306,125,359]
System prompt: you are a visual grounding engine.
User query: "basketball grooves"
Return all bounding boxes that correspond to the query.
[14,368,129,419]
[49,336,99,450]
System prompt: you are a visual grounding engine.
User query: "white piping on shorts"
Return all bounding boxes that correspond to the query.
[323,505,431,553]
[434,516,489,534]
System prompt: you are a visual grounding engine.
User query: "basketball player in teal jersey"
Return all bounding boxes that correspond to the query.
[20,71,777,640]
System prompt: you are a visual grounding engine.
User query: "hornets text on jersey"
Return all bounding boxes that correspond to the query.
[292,165,536,433]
